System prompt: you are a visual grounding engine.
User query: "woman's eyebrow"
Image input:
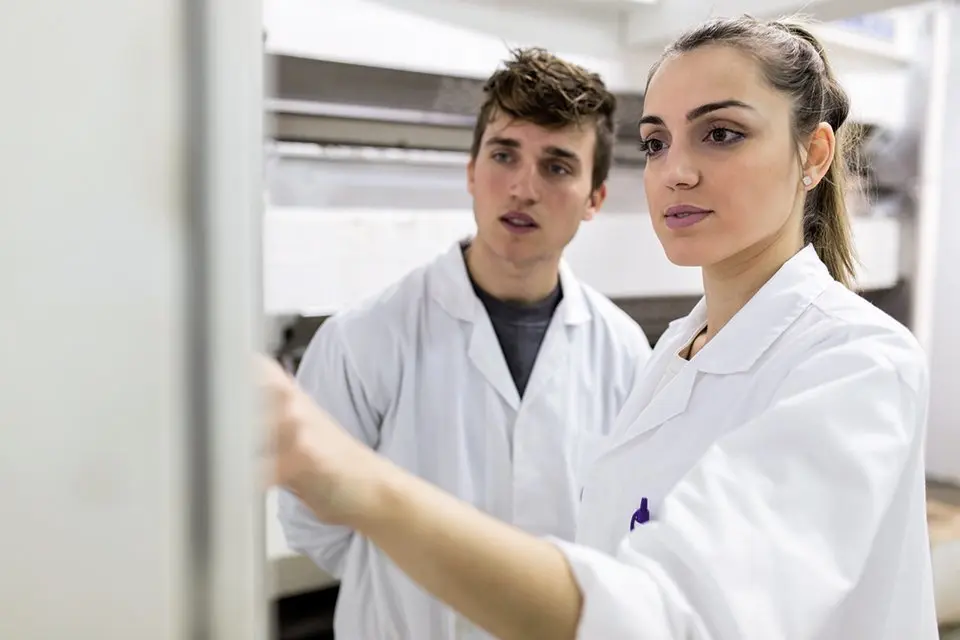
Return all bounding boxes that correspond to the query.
[639,99,756,127]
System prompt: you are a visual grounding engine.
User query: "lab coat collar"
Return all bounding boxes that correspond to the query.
[604,245,834,452]
[429,238,591,326]
[684,244,833,375]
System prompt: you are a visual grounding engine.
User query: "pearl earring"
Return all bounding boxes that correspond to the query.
[802,175,813,187]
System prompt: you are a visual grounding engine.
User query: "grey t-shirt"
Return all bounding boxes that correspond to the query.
[467,264,563,398]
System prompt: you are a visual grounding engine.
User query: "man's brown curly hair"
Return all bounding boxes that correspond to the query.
[470,47,617,192]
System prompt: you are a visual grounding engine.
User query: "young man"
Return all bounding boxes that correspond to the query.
[277,48,652,639]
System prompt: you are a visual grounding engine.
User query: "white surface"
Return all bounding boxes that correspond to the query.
[263,0,630,89]
[930,501,960,626]
[934,537,960,625]
[623,0,921,49]
[194,0,269,636]
[0,1,188,637]
[264,0,920,93]
[915,2,960,484]
[263,208,903,317]
[264,0,922,131]
[0,1,268,637]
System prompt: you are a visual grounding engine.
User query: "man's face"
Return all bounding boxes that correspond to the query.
[467,113,605,268]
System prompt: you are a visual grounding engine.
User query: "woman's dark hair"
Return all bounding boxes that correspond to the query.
[648,16,860,287]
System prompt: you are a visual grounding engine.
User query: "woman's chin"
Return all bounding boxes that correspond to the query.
[660,244,707,268]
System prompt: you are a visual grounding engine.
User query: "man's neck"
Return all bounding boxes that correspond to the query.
[463,241,560,304]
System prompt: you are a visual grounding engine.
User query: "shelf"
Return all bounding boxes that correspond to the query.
[262,208,903,317]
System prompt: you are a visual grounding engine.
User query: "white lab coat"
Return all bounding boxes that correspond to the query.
[278,240,652,639]
[551,245,938,639]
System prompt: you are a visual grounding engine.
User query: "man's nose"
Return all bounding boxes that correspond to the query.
[509,162,540,202]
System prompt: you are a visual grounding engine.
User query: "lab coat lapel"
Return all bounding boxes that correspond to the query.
[606,245,835,453]
[520,260,591,403]
[624,357,696,437]
[468,314,521,410]
[691,244,834,375]
[606,305,705,448]
[429,244,594,409]
[428,240,521,410]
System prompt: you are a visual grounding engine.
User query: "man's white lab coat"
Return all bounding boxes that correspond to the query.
[279,241,653,639]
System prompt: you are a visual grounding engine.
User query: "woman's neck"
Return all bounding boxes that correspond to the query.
[693,237,803,357]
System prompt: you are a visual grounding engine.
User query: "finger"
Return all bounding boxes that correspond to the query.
[256,357,294,418]
[261,454,281,488]
[257,353,293,387]
[255,359,294,460]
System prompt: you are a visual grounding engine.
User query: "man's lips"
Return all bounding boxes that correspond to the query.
[500,211,538,228]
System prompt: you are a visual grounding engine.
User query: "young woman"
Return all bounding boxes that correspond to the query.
[262,16,938,640]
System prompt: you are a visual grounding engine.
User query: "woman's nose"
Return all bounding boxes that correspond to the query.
[663,147,701,190]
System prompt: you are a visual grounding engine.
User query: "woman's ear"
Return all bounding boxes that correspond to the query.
[801,122,836,190]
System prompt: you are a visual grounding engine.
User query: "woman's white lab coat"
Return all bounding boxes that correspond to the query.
[278,241,652,640]
[551,245,938,639]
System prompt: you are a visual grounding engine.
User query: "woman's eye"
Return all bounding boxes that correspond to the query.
[706,128,743,144]
[640,138,666,157]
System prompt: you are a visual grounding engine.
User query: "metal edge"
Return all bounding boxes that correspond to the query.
[184,0,268,638]
[183,0,212,635]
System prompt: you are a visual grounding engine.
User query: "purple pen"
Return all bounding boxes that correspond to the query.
[629,497,650,531]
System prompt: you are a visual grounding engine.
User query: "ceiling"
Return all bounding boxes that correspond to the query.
[392,0,927,49]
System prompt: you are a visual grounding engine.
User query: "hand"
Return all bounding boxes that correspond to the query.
[259,355,386,528]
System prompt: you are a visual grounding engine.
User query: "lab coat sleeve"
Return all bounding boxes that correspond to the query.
[277,317,384,578]
[552,336,927,639]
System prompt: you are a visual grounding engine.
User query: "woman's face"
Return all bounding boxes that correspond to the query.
[639,44,807,270]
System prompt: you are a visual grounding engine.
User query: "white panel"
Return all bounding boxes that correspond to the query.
[263,208,902,316]
[914,3,960,483]
[0,2,189,638]
[624,0,925,49]
[263,208,477,315]
[263,0,631,89]
[0,1,266,638]
[839,70,910,128]
[195,0,269,638]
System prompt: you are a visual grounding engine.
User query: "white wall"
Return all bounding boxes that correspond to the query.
[915,2,960,483]
[0,1,267,638]
[0,1,190,637]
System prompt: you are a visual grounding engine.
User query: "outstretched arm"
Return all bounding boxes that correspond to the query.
[276,319,383,578]
[359,458,583,640]
[262,356,583,640]
[263,326,929,640]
